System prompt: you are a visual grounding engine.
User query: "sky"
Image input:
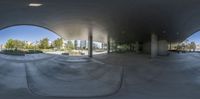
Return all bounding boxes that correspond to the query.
[0,25,60,45]
[186,31,200,44]
[0,25,200,45]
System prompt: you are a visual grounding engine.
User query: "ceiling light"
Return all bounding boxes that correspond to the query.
[29,3,43,7]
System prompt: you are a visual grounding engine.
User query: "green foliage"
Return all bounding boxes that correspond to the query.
[5,39,15,49]
[53,38,63,49]
[39,38,49,49]
[15,40,25,49]
[177,40,197,52]
[1,49,43,56]
[49,44,54,49]
[65,41,74,50]
[1,50,25,56]
[5,39,25,49]
[190,42,196,51]
[27,50,43,54]
[25,43,34,49]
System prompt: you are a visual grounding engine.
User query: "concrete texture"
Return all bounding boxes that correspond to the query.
[151,33,158,58]
[0,53,200,99]
[0,54,54,62]
[1,1,200,43]
[26,56,122,97]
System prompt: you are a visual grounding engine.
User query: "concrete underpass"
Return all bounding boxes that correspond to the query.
[0,0,200,99]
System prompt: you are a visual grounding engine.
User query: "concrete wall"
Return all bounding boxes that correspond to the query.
[158,40,168,56]
[142,34,168,56]
[142,39,168,56]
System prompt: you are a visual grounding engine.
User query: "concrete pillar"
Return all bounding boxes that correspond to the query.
[151,33,158,58]
[169,42,172,50]
[107,34,111,54]
[158,40,168,56]
[88,24,93,58]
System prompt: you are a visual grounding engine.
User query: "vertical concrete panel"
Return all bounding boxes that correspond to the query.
[158,40,168,56]
[151,33,158,58]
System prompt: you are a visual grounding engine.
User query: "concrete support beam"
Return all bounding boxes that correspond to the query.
[107,35,111,54]
[88,24,93,58]
[151,33,158,58]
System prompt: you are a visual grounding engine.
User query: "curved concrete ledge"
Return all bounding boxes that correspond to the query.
[25,56,123,97]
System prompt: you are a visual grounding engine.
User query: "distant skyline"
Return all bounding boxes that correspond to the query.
[0,25,60,45]
[0,25,200,45]
[186,31,200,44]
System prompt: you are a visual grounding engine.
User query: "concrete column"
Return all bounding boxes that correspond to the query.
[158,40,168,56]
[151,33,158,58]
[107,34,111,54]
[88,24,93,58]
[169,42,172,50]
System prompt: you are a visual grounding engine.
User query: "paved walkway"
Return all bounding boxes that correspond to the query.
[0,53,200,99]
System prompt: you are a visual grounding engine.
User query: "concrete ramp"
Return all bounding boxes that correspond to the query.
[25,56,123,97]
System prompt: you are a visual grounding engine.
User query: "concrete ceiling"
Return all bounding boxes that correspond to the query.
[0,0,200,43]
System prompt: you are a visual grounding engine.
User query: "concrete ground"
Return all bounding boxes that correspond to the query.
[0,53,199,99]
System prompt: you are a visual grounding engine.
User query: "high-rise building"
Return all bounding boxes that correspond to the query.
[74,40,78,50]
[80,40,87,49]
[0,44,3,51]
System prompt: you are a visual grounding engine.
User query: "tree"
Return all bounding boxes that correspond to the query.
[181,43,186,51]
[49,44,54,49]
[5,39,25,50]
[53,38,63,49]
[14,40,25,49]
[25,43,34,49]
[190,42,196,52]
[66,41,74,50]
[39,38,49,49]
[5,39,15,49]
[183,39,189,51]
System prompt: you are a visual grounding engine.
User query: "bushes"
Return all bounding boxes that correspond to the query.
[27,50,43,54]
[0,50,25,56]
[0,49,43,56]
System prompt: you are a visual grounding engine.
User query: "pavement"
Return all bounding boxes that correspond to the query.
[0,53,199,99]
